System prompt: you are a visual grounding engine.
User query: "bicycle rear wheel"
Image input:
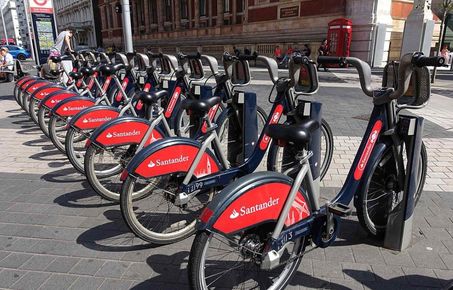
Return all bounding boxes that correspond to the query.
[189,229,305,289]
[120,174,214,244]
[65,127,90,174]
[48,115,68,153]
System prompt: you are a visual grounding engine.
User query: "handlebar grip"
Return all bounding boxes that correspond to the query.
[237,53,258,61]
[412,54,445,67]
[317,56,346,65]
[223,53,236,62]
[292,54,310,65]
[178,52,201,60]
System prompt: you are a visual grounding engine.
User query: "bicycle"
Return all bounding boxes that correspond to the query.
[119,53,333,245]
[83,53,233,201]
[187,52,444,289]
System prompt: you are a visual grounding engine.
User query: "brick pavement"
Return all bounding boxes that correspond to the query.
[0,74,452,290]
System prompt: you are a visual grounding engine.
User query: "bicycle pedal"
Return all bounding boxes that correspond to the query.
[328,203,352,217]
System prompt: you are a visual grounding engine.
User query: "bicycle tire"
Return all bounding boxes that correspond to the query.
[356,142,427,239]
[65,127,90,174]
[120,175,214,244]
[38,106,51,137]
[48,115,68,153]
[28,98,40,125]
[189,230,305,289]
[267,118,334,180]
[216,105,268,167]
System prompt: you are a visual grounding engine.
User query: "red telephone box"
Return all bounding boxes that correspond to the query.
[327,18,352,57]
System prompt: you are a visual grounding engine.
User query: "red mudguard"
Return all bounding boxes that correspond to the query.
[91,118,164,148]
[128,138,221,179]
[200,172,311,235]
[52,97,96,117]
[70,106,121,130]
[32,86,65,101]
[25,81,49,94]
[40,91,79,110]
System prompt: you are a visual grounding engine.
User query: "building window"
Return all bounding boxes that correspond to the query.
[199,0,206,16]
[180,0,188,19]
[236,0,244,13]
[224,0,230,13]
[165,0,172,22]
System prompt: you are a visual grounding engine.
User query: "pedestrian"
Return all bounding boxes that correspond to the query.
[49,28,75,57]
[303,44,311,58]
[244,47,251,55]
[0,47,14,82]
[317,39,329,71]
[274,45,282,62]
[440,44,451,66]
[233,46,241,56]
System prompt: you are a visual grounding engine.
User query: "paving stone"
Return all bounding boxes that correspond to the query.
[68,258,106,275]
[10,271,51,290]
[312,260,344,279]
[121,262,154,280]
[97,278,133,290]
[352,246,386,265]
[0,268,28,288]
[20,254,56,270]
[408,249,447,269]
[0,252,33,269]
[68,276,105,290]
[433,269,453,286]
[440,254,453,269]
[44,256,80,273]
[381,250,416,267]
[95,260,130,278]
[342,262,376,282]
[37,273,78,290]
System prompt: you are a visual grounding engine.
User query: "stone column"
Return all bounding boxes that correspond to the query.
[401,0,434,56]
[232,0,237,24]
[216,0,223,26]
[175,0,181,30]
[194,0,199,28]
[144,0,151,33]
[156,0,164,31]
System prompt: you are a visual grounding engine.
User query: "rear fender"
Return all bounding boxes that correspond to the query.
[126,138,222,179]
[68,106,121,130]
[198,172,312,235]
[50,96,96,117]
[89,117,164,148]
[39,91,79,110]
[16,75,36,88]
[30,84,64,101]
[24,80,49,95]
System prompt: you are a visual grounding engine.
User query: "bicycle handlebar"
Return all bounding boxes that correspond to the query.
[411,53,444,67]
[317,56,374,97]
[223,52,258,62]
[178,52,201,60]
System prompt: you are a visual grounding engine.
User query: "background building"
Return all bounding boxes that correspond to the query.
[0,1,23,46]
[54,0,99,48]
[98,0,443,65]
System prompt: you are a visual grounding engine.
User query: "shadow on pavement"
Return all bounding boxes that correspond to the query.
[54,184,115,209]
[41,167,85,183]
[77,209,155,252]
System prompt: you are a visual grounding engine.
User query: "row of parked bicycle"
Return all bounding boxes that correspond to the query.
[13,50,443,289]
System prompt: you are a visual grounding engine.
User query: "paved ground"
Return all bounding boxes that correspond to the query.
[0,68,451,290]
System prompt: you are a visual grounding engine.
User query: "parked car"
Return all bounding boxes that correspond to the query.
[5,45,31,61]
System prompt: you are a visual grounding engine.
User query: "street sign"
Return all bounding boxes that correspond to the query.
[29,0,54,14]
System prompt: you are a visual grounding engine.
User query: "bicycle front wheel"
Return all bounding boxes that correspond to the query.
[65,127,90,174]
[189,229,305,290]
[356,142,427,239]
[38,106,51,137]
[28,98,40,125]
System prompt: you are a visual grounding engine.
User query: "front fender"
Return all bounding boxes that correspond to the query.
[23,80,49,95]
[50,96,96,117]
[198,171,312,235]
[126,137,222,180]
[89,117,164,148]
[68,106,121,130]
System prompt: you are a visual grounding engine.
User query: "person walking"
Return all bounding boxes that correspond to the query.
[50,28,75,57]
[0,47,14,82]
[274,45,282,62]
[317,39,329,71]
